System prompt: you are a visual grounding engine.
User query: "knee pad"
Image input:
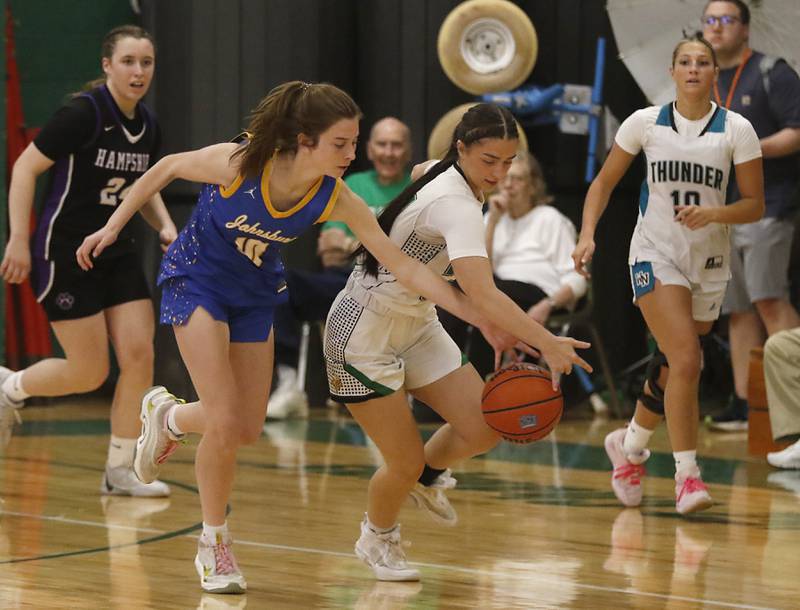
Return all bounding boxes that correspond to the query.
[638,348,668,415]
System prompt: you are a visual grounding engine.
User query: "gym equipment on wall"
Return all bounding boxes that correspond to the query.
[436,0,607,182]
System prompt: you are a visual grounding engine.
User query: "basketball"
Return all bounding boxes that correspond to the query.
[481,363,563,443]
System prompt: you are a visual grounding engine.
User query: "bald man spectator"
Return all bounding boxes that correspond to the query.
[269,117,413,419]
[318,117,413,267]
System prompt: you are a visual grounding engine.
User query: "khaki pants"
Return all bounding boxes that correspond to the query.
[764,327,800,441]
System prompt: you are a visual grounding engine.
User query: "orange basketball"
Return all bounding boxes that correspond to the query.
[481,363,563,443]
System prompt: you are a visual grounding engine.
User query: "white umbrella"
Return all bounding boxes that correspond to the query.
[607,0,800,105]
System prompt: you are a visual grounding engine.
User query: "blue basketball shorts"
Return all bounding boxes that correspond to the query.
[159,276,276,342]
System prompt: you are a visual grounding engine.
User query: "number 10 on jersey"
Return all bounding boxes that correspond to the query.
[671,190,700,215]
[234,237,268,267]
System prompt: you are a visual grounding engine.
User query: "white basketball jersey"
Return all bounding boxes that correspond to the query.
[347,164,487,317]
[619,103,760,283]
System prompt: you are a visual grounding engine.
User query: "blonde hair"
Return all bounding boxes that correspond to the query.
[516,150,554,206]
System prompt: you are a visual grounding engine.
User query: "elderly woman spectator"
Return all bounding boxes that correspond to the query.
[440,151,587,377]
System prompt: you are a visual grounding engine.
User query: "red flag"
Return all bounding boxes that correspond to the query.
[5,5,51,369]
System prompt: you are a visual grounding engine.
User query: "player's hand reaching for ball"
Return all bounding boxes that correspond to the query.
[539,335,592,390]
[478,319,540,371]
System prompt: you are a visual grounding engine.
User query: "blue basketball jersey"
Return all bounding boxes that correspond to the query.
[158,161,341,307]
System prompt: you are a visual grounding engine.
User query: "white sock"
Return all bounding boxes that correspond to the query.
[165,405,185,440]
[276,364,297,387]
[202,521,228,540]
[107,435,136,469]
[623,420,653,456]
[366,514,396,535]
[673,450,698,478]
[2,371,30,402]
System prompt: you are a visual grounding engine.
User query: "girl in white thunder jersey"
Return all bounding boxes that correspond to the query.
[325,103,591,581]
[574,36,764,515]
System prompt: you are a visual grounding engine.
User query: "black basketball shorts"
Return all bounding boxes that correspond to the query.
[32,249,151,322]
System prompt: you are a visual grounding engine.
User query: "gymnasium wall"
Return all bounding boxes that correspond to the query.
[3,0,137,365]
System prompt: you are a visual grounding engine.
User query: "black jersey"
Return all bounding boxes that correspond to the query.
[32,85,160,260]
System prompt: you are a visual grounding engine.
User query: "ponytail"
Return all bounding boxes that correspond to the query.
[359,103,518,277]
[231,81,361,180]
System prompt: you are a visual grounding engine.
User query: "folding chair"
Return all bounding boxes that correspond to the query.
[546,282,623,418]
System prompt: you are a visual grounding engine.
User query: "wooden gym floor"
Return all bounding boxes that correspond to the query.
[0,398,797,609]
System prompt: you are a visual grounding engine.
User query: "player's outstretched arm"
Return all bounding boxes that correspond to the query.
[573,144,635,277]
[451,255,591,381]
[1,143,54,283]
[76,143,239,269]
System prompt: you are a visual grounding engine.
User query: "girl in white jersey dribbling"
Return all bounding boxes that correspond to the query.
[574,35,764,515]
[324,103,592,581]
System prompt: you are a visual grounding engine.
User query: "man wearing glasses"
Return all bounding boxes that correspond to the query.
[701,1,800,432]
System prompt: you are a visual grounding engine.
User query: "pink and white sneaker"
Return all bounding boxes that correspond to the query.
[604,428,650,507]
[134,386,184,484]
[195,532,247,593]
[675,470,713,515]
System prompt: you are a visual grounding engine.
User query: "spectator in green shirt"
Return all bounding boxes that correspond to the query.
[319,117,412,268]
[270,117,413,418]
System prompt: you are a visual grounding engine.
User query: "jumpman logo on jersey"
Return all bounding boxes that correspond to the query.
[244,187,257,199]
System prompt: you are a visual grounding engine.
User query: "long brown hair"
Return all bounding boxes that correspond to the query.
[78,25,156,93]
[359,103,519,277]
[230,81,362,179]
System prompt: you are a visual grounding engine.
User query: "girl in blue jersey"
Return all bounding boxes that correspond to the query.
[77,82,554,594]
[574,36,764,515]
[0,26,176,497]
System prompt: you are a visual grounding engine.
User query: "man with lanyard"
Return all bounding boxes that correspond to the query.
[702,0,800,431]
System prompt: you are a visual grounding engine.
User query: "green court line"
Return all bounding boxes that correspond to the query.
[0,523,203,565]
[0,456,205,564]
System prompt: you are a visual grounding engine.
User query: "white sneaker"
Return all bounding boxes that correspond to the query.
[267,368,309,420]
[604,428,649,508]
[195,532,247,594]
[134,386,183,484]
[767,439,800,469]
[409,469,458,526]
[354,517,420,582]
[675,469,713,515]
[101,466,171,497]
[0,367,24,451]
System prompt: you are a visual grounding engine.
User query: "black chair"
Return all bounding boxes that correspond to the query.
[546,282,624,418]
